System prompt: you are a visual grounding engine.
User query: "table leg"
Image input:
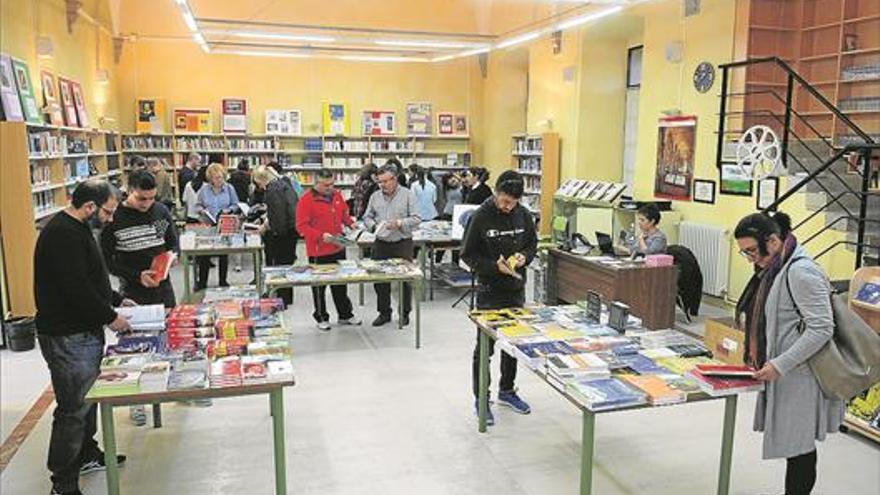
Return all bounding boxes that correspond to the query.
[270,389,288,495]
[359,283,364,307]
[100,403,120,495]
[398,281,403,330]
[429,246,435,301]
[415,279,422,349]
[717,395,737,495]
[182,254,192,303]
[255,250,263,297]
[152,403,162,428]
[579,410,596,495]
[478,330,489,433]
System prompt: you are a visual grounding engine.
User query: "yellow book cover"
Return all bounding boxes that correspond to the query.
[498,322,537,339]
[322,102,349,136]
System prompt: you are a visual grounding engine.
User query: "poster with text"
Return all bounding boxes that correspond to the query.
[405,102,432,136]
[222,98,247,133]
[173,108,212,134]
[265,109,301,136]
[39,70,63,126]
[11,57,41,123]
[136,98,166,134]
[322,102,349,136]
[0,54,24,121]
[362,110,396,136]
[653,116,696,201]
[437,113,453,135]
[69,80,89,128]
[57,77,79,127]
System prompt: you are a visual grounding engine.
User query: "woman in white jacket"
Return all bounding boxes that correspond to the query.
[182,164,206,223]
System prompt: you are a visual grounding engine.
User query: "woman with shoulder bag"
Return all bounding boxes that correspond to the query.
[734,211,844,495]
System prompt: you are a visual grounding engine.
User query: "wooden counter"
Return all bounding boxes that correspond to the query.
[546,249,677,329]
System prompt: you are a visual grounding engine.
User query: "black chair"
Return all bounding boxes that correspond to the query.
[666,244,703,324]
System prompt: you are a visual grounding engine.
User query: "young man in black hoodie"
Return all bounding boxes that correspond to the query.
[461,170,537,425]
[101,169,178,307]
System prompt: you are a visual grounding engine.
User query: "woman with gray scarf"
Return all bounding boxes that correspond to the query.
[734,211,843,495]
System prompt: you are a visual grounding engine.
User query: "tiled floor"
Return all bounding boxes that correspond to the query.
[2,260,878,495]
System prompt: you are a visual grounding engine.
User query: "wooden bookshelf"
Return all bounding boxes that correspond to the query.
[510,132,560,235]
[744,0,880,144]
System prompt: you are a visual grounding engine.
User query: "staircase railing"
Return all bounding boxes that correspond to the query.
[716,57,879,269]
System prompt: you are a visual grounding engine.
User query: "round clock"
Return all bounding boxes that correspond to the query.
[693,61,715,93]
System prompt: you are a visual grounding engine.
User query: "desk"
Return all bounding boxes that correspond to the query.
[86,381,293,495]
[264,259,424,348]
[180,244,263,303]
[547,249,676,329]
[470,307,740,495]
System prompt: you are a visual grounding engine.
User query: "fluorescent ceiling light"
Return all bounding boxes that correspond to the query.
[374,39,486,49]
[556,5,624,30]
[214,49,311,59]
[496,31,540,49]
[431,54,457,62]
[181,11,198,32]
[223,30,336,43]
[193,32,209,52]
[432,46,490,62]
[340,55,428,63]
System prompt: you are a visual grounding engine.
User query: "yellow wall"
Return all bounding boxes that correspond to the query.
[0,0,120,128]
[479,49,529,172]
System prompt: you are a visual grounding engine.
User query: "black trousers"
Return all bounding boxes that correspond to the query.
[785,450,817,495]
[373,238,413,317]
[196,255,228,290]
[309,250,354,322]
[471,286,524,399]
[121,279,176,308]
[434,248,460,264]
[264,231,298,304]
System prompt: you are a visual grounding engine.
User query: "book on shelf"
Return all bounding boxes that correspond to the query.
[150,250,177,281]
[116,304,166,332]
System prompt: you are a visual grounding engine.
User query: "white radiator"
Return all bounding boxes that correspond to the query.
[678,221,730,297]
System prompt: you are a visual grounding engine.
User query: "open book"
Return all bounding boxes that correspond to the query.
[116,304,166,332]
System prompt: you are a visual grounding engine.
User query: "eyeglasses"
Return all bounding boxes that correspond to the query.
[100,206,116,217]
[738,245,760,259]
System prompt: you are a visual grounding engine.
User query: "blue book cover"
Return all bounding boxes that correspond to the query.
[611,344,640,357]
[107,335,162,355]
[855,282,880,305]
[569,378,646,411]
[620,354,669,375]
[515,340,576,358]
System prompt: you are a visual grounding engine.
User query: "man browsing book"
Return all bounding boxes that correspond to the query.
[295,169,361,331]
[34,180,132,495]
[461,170,538,425]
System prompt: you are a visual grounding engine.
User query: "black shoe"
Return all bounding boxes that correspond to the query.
[50,489,83,495]
[401,315,410,327]
[372,314,391,327]
[80,453,127,475]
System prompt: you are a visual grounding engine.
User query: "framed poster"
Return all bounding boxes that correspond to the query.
[136,98,166,134]
[57,77,79,126]
[322,102,349,136]
[362,110,396,136]
[173,107,212,134]
[11,57,41,123]
[39,70,63,126]
[654,116,696,201]
[68,79,89,128]
[720,164,753,196]
[693,179,716,204]
[453,114,468,136]
[265,109,301,136]
[437,112,454,135]
[405,102,432,136]
[756,177,779,210]
[222,98,247,133]
[0,54,24,121]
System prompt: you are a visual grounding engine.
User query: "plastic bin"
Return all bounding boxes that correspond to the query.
[5,317,36,352]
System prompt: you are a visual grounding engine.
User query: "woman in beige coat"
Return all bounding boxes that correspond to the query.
[734,211,844,495]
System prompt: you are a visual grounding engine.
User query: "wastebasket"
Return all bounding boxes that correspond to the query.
[5,317,36,352]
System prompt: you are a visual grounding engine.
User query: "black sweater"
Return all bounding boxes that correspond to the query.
[34,212,121,336]
[465,183,492,205]
[265,178,299,237]
[460,197,538,297]
[100,202,178,293]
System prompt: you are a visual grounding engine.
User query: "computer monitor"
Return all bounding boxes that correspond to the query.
[595,232,615,256]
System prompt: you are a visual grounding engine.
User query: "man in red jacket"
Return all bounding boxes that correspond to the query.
[296,169,362,331]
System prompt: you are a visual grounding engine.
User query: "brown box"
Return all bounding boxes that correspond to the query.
[704,317,745,365]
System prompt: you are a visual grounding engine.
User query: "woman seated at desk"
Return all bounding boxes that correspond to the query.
[625,203,667,258]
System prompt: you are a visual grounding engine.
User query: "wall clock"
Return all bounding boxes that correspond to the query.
[693,61,715,93]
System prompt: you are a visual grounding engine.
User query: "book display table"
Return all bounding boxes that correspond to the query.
[263,259,425,348]
[470,305,762,495]
[179,233,264,303]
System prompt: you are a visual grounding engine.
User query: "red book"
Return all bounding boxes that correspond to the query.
[150,251,177,281]
[217,214,240,235]
[694,364,757,379]
[689,369,764,397]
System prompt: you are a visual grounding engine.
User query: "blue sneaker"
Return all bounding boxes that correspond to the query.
[498,390,531,414]
[473,399,495,426]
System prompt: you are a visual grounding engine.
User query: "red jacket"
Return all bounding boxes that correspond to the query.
[295,189,353,258]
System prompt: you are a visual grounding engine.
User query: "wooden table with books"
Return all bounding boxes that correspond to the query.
[263,258,425,348]
[85,297,294,495]
[178,230,264,303]
[470,305,765,495]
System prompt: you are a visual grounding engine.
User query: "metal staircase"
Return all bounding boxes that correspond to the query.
[716,57,879,270]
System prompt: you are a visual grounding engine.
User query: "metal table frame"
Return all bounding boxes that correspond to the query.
[358,238,461,303]
[180,245,264,303]
[474,322,739,495]
[87,381,293,495]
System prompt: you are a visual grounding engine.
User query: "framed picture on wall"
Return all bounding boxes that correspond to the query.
[57,77,79,127]
[405,102,432,136]
[362,110,396,136]
[39,70,64,126]
[720,164,753,196]
[756,177,779,210]
[136,98,166,134]
[653,116,696,201]
[265,109,302,136]
[222,98,247,133]
[173,107,212,134]
[693,179,716,204]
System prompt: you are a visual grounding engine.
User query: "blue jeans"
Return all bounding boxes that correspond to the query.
[38,331,104,492]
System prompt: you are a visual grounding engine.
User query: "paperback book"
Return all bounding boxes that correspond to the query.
[689,367,764,397]
[566,377,647,412]
[91,371,141,397]
[619,374,686,406]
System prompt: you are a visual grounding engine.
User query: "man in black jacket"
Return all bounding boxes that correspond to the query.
[34,181,132,495]
[101,170,178,308]
[461,170,537,426]
[464,167,492,205]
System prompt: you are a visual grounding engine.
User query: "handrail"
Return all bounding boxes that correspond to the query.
[783,151,857,218]
[719,57,874,143]
[792,191,850,231]
[814,240,880,262]
[802,215,880,246]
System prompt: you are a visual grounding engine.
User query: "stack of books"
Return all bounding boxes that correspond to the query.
[546,353,610,381]
[565,378,647,411]
[619,375,686,406]
[689,364,764,397]
[210,356,242,388]
[139,361,171,393]
[91,370,141,397]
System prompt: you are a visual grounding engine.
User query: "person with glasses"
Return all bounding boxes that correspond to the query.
[195,163,240,290]
[461,170,538,425]
[35,181,132,495]
[734,211,842,495]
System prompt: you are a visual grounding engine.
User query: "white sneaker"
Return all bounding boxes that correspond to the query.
[338,317,362,326]
[317,321,331,331]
